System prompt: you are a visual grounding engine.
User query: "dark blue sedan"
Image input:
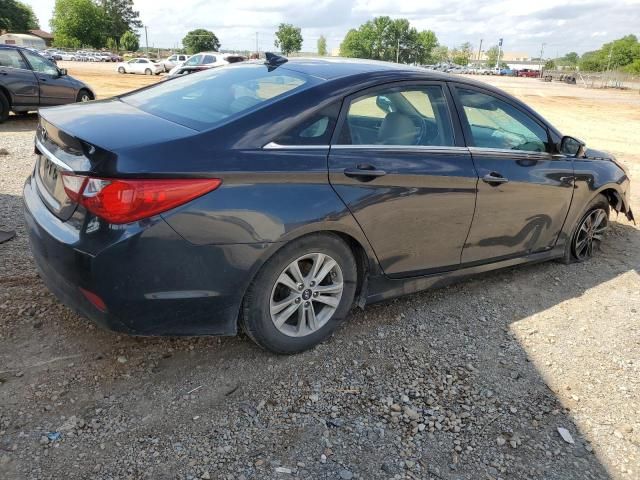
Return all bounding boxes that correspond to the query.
[23,55,633,353]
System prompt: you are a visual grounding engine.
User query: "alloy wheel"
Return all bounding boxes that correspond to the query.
[80,93,91,102]
[572,208,608,261]
[269,253,344,337]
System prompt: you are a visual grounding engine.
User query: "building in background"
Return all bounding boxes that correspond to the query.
[0,33,47,49]
[28,30,54,47]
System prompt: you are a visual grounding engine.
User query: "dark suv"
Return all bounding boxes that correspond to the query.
[0,45,95,122]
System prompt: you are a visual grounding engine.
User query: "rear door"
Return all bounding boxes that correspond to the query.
[328,82,478,277]
[0,48,38,106]
[451,85,574,264]
[21,49,75,106]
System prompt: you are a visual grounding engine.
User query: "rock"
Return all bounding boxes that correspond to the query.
[274,466,292,474]
[117,356,127,364]
[339,469,353,479]
[613,430,624,439]
[557,427,575,444]
[201,472,211,479]
[309,394,319,403]
[496,436,506,446]
[0,148,8,156]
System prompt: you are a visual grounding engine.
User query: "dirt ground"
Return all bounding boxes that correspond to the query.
[0,62,639,480]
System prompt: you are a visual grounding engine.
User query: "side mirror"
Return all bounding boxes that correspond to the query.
[376,95,394,113]
[58,68,67,77]
[560,135,586,157]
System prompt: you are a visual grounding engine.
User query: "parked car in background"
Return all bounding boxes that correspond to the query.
[159,53,190,72]
[58,52,77,61]
[97,52,113,62]
[116,57,164,75]
[0,45,95,121]
[166,52,245,76]
[23,55,633,353]
[109,53,123,62]
[517,69,540,78]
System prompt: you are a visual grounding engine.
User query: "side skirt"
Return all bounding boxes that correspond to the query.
[365,246,566,305]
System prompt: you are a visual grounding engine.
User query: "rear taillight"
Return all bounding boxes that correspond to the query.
[61,174,221,224]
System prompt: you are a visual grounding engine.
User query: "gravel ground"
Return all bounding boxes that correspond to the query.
[1,77,639,480]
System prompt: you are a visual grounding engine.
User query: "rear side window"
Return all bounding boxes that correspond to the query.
[0,49,28,69]
[336,85,455,146]
[274,103,340,146]
[123,64,311,131]
[203,55,216,64]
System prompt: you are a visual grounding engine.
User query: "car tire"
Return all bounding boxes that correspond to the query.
[562,194,610,264]
[145,68,152,75]
[241,233,357,354]
[118,67,125,74]
[76,89,93,102]
[0,91,9,123]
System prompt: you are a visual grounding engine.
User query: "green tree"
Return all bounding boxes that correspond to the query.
[339,16,438,64]
[485,45,499,66]
[579,35,640,71]
[98,0,142,47]
[106,37,118,51]
[452,42,473,65]
[119,30,138,51]
[561,52,579,65]
[0,0,39,31]
[274,23,303,56]
[544,59,556,70]
[50,0,106,48]
[182,29,220,55]
[432,45,448,63]
[317,35,327,56]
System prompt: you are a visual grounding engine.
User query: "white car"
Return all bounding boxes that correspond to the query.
[167,52,245,76]
[116,58,164,75]
[58,52,77,61]
[159,54,190,72]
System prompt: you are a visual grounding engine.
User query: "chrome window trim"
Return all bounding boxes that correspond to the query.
[330,145,469,153]
[35,138,73,171]
[263,142,330,150]
[468,146,553,158]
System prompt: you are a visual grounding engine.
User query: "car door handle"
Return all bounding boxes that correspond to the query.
[344,165,387,180]
[482,172,509,185]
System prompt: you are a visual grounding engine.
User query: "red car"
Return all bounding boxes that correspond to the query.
[517,69,540,78]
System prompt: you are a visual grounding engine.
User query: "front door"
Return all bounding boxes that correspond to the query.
[452,85,574,264]
[22,49,75,106]
[328,82,478,277]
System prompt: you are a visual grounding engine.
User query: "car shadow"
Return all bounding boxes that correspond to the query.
[0,113,39,133]
[1,190,637,479]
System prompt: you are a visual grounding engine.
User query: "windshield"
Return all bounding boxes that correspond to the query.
[122,64,312,131]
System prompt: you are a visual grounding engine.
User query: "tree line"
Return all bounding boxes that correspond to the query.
[0,0,39,32]
[553,35,640,73]
[49,0,142,50]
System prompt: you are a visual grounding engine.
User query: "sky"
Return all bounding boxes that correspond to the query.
[24,0,640,56]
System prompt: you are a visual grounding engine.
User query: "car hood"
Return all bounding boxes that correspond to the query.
[39,97,197,152]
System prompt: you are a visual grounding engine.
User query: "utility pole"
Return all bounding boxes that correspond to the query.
[396,38,400,63]
[606,43,614,71]
[539,42,546,75]
[477,38,483,62]
[144,26,149,57]
[495,38,503,69]
[255,32,259,56]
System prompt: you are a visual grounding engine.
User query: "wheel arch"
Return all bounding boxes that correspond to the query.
[0,85,12,106]
[595,185,634,221]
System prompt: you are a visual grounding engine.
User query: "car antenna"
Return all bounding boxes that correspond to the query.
[264,52,288,71]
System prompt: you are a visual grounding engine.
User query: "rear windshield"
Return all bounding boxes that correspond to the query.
[122,64,311,131]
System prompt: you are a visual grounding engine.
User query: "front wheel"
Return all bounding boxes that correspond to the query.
[241,234,357,354]
[567,194,610,263]
[117,66,125,74]
[76,89,93,102]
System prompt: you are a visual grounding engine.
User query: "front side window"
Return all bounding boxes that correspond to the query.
[274,103,340,146]
[123,64,311,131]
[22,50,58,75]
[336,85,455,146]
[0,49,28,69]
[457,88,549,152]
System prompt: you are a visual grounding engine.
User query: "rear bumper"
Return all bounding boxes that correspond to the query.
[23,175,274,336]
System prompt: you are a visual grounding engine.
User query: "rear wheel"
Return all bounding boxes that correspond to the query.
[145,68,152,75]
[566,194,610,263]
[241,234,357,354]
[0,91,9,123]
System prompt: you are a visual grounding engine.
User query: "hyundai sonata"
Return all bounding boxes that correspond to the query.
[23,55,633,353]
